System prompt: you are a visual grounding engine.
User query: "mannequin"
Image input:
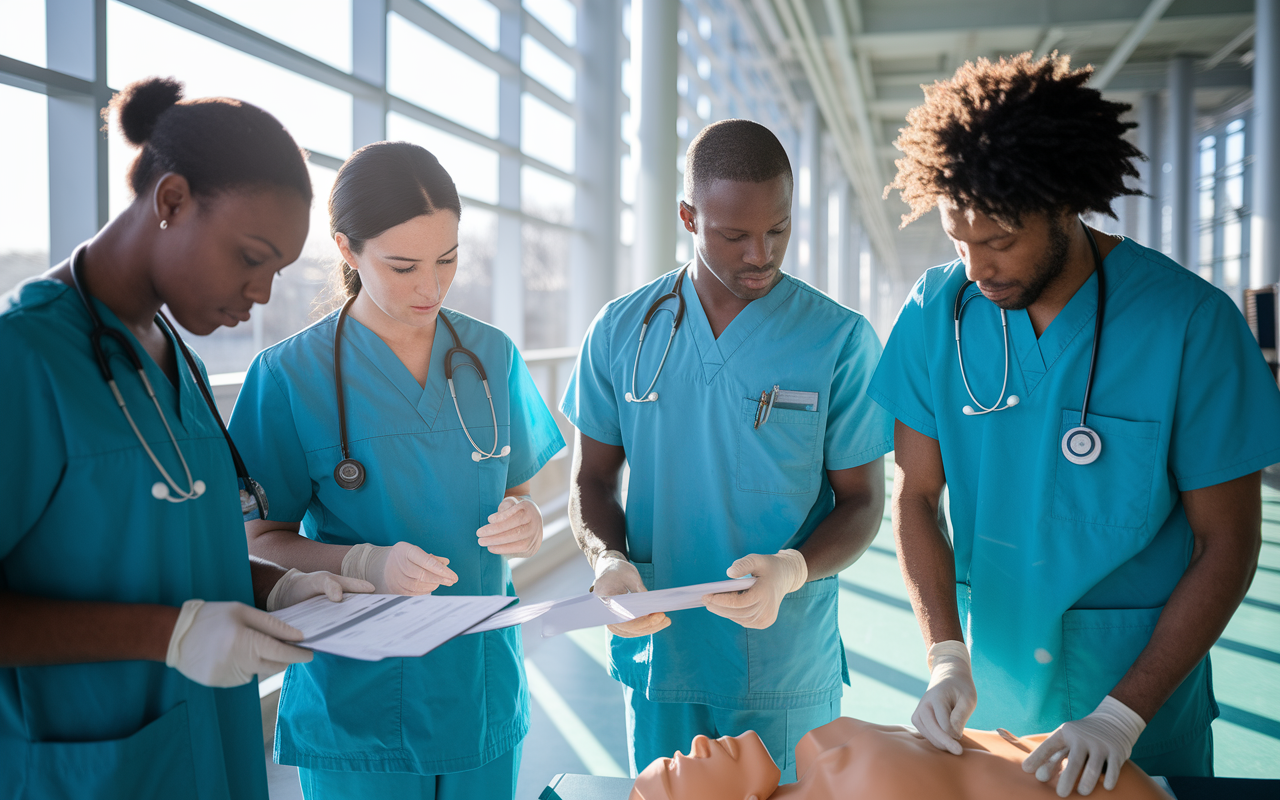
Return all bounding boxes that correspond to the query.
[630,718,1169,800]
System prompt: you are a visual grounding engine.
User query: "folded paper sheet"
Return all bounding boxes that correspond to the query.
[272,577,757,660]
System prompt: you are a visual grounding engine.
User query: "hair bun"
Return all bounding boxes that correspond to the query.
[111,77,184,146]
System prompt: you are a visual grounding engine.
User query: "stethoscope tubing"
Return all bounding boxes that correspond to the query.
[626,267,688,404]
[332,300,507,489]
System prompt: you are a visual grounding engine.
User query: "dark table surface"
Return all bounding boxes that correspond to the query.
[540,773,1280,800]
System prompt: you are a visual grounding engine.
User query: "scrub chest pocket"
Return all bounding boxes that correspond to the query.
[1051,411,1160,529]
[736,397,820,495]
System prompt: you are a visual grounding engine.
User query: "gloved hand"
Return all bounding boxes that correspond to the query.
[592,550,671,637]
[912,640,978,755]
[265,568,375,612]
[166,599,312,687]
[1023,695,1146,797]
[476,496,544,558]
[341,542,459,595]
[701,549,807,630]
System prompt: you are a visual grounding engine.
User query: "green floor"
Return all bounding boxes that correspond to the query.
[516,469,1280,797]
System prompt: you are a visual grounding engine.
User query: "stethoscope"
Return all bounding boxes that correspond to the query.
[953,220,1106,466]
[625,266,688,403]
[331,297,509,491]
[69,245,269,519]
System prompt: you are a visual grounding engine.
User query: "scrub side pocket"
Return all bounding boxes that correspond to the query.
[736,397,821,495]
[746,576,842,699]
[1061,606,1215,757]
[23,701,199,799]
[1050,411,1160,529]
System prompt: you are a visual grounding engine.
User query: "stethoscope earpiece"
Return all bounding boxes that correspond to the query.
[1005,395,1020,407]
[152,480,206,502]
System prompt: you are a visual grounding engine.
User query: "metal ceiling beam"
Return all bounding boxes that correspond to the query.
[770,0,900,273]
[1204,24,1256,71]
[858,0,1250,36]
[1091,0,1177,90]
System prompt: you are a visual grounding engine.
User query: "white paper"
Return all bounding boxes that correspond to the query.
[272,593,515,661]
[604,577,755,620]
[461,599,562,635]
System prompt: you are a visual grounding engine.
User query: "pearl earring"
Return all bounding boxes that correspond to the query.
[160,220,168,230]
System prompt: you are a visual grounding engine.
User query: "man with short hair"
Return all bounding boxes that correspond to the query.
[871,53,1280,796]
[561,119,892,780]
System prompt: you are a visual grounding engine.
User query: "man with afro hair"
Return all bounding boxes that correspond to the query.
[869,53,1280,795]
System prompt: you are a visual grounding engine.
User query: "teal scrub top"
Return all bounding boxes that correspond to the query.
[227,307,564,775]
[560,268,894,711]
[868,238,1280,757]
[0,277,268,800]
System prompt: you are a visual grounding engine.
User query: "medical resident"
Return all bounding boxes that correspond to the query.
[228,140,565,800]
[562,119,893,781]
[0,77,371,799]
[870,54,1280,796]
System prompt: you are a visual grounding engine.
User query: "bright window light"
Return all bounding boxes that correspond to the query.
[192,0,351,71]
[387,112,500,205]
[388,12,498,139]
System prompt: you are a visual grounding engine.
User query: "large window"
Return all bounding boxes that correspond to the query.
[3,0,605,366]
[1196,117,1251,300]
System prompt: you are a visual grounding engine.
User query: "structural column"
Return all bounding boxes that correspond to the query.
[494,6,524,346]
[1166,55,1194,267]
[631,0,678,284]
[1253,0,1280,286]
[796,101,825,287]
[1138,92,1162,252]
[47,0,106,259]
[351,0,388,148]
[569,0,621,344]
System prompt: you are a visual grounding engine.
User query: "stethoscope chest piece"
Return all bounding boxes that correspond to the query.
[1061,426,1102,465]
[334,458,366,490]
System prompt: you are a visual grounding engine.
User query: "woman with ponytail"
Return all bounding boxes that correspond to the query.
[228,141,565,800]
[0,77,372,798]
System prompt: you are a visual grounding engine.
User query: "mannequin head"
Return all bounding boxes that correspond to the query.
[629,732,780,800]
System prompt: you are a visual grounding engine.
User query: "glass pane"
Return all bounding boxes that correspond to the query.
[620,153,635,204]
[524,0,576,46]
[0,0,46,66]
[522,223,569,349]
[0,84,49,289]
[1226,129,1245,167]
[521,93,574,174]
[1224,218,1242,286]
[522,34,575,101]
[192,0,351,71]
[423,0,499,50]
[1225,175,1244,211]
[522,166,574,225]
[449,207,496,322]
[387,112,500,205]
[172,162,339,375]
[108,1,353,159]
[388,12,498,139]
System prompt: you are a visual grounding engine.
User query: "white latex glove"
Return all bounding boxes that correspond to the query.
[265,568,375,612]
[1023,695,1146,797]
[912,640,978,755]
[166,599,312,687]
[701,549,807,630]
[592,550,671,637]
[476,496,543,557]
[341,542,459,595]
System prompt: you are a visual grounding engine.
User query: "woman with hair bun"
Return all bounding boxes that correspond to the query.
[0,77,373,799]
[228,140,565,800]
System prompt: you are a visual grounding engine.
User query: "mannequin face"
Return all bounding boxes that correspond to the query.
[336,211,460,330]
[630,733,780,800]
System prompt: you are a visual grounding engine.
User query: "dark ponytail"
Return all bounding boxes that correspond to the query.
[107,76,312,203]
[329,141,462,299]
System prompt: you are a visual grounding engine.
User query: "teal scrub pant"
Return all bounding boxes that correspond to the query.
[623,685,840,783]
[296,744,521,800]
[1133,725,1214,779]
